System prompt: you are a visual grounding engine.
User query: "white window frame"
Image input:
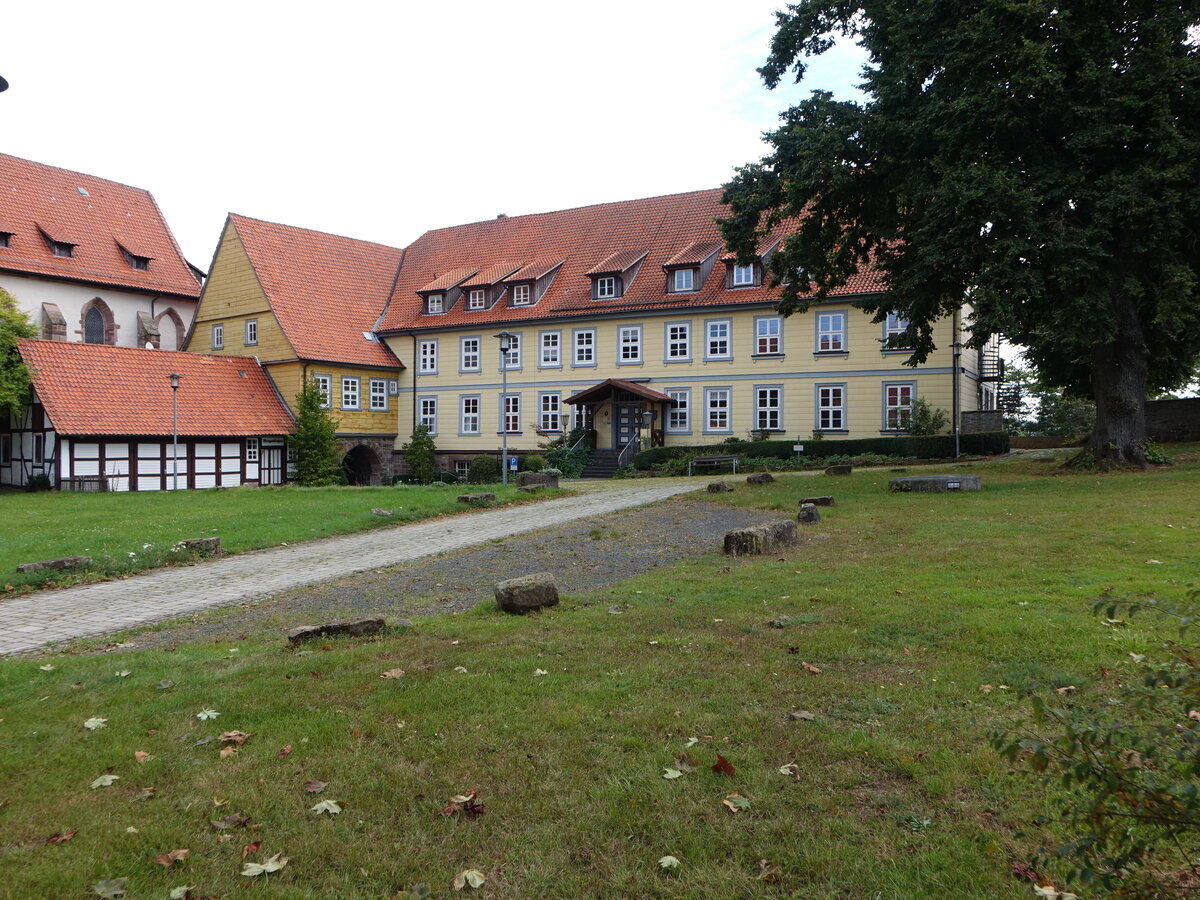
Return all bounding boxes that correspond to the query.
[418,396,438,434]
[665,322,691,362]
[369,378,388,411]
[459,395,480,436]
[33,433,44,466]
[211,322,223,350]
[672,268,695,292]
[539,330,561,368]
[883,312,910,350]
[313,374,333,409]
[617,324,642,364]
[538,392,562,432]
[245,437,259,463]
[665,388,690,434]
[817,311,846,353]
[816,383,847,432]
[705,319,732,360]
[704,387,732,434]
[883,381,916,431]
[594,276,617,299]
[341,376,361,410]
[460,336,481,373]
[754,385,783,433]
[454,459,471,479]
[467,289,486,310]
[573,328,596,366]
[245,318,258,346]
[419,339,438,374]
[427,293,444,314]
[501,393,521,434]
[501,333,521,370]
[732,263,756,287]
[511,283,532,305]
[754,316,782,356]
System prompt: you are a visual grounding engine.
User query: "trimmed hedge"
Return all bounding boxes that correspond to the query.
[632,431,1009,469]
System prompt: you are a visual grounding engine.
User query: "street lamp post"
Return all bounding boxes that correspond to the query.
[950,342,963,458]
[495,332,514,485]
[169,373,181,490]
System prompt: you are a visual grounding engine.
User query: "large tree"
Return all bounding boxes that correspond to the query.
[1,287,37,420]
[291,378,342,486]
[719,2,1200,467]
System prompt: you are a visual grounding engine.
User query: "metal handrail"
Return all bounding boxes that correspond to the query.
[616,431,641,468]
[568,429,590,452]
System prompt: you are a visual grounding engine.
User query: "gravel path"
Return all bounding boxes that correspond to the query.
[112,494,769,651]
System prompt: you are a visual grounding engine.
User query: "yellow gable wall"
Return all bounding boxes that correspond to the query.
[382,301,981,452]
[271,362,400,436]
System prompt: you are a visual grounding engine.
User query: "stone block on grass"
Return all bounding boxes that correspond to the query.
[457,492,496,503]
[799,496,834,507]
[746,472,775,485]
[16,555,91,574]
[516,471,559,489]
[707,481,733,493]
[371,508,394,517]
[287,617,386,644]
[797,503,821,525]
[888,474,982,493]
[495,572,560,614]
[723,521,798,557]
[176,537,222,556]
[824,465,852,476]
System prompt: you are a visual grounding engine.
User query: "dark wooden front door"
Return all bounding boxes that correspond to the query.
[614,402,644,451]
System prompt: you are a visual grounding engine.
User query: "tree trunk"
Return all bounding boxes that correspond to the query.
[1085,302,1150,468]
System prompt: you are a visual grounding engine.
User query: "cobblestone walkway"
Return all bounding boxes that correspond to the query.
[0,481,699,656]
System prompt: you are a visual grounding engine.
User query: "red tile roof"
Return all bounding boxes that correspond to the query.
[504,257,564,282]
[227,215,403,369]
[664,240,723,268]
[585,249,649,276]
[461,262,523,288]
[19,339,294,437]
[0,153,201,298]
[379,189,885,333]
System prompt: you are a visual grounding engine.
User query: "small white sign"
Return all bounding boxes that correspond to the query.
[793,444,805,453]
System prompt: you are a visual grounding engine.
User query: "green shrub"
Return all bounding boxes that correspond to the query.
[466,454,501,484]
[519,454,547,472]
[543,426,593,477]
[24,473,52,492]
[908,397,949,435]
[291,379,342,486]
[401,426,438,485]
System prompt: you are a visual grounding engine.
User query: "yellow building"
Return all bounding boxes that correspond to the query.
[375,190,995,477]
[183,215,404,483]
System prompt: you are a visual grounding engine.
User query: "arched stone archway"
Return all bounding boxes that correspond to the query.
[79,297,117,345]
[155,308,185,351]
[341,444,382,486]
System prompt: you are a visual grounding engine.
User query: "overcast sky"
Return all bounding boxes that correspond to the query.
[1,1,866,267]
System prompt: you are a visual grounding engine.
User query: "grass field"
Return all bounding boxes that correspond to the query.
[1,449,1197,898]
[0,482,546,592]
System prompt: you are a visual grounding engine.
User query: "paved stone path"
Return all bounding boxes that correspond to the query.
[0,481,700,656]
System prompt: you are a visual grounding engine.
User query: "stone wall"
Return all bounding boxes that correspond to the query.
[961,410,1004,434]
[1145,398,1200,442]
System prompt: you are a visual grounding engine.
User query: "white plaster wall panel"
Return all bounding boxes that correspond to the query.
[194,474,217,489]
[196,457,216,474]
[220,457,240,473]
[74,459,100,476]
[138,443,160,458]
[246,463,259,481]
[221,443,239,458]
[74,443,100,459]
[195,443,216,457]
[137,476,160,491]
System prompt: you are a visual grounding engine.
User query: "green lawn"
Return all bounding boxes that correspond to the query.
[0,483,545,591]
[1,450,1196,898]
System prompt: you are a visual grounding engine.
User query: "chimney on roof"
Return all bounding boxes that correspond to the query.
[496,213,507,219]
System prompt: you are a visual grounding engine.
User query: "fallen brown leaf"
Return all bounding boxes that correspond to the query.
[757,858,781,883]
[219,746,238,759]
[46,829,77,845]
[219,730,251,746]
[1056,685,1076,695]
[380,668,406,679]
[154,848,189,866]
[209,814,249,830]
[242,840,262,859]
[134,751,151,763]
[277,745,292,759]
[304,780,328,794]
[711,754,736,777]
[801,661,821,674]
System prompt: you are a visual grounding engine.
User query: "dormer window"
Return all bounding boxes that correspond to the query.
[121,247,151,270]
[595,276,618,299]
[427,293,444,314]
[467,289,486,310]
[0,232,10,248]
[511,284,531,305]
[48,239,74,258]
[732,264,755,287]
[586,250,644,301]
[672,269,696,292]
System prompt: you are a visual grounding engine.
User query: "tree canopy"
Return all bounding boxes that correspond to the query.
[291,378,342,486]
[0,286,37,420]
[719,1,1200,466]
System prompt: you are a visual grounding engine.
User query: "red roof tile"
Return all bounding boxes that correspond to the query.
[461,262,523,288]
[19,339,294,437]
[585,249,649,276]
[227,215,403,369]
[379,189,885,333]
[664,240,723,268]
[417,266,479,293]
[503,257,564,282]
[0,153,201,298]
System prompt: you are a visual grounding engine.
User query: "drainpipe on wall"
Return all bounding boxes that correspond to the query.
[411,334,418,444]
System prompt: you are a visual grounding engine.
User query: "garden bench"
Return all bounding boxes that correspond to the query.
[688,455,740,476]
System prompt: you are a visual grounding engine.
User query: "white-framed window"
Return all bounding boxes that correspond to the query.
[705,387,731,433]
[502,333,521,369]
[427,294,444,314]
[705,319,732,360]
[666,322,690,361]
[246,437,259,462]
[595,276,617,299]
[980,383,997,411]
[467,289,486,310]
[211,323,223,350]
[33,433,44,466]
[313,374,332,409]
[369,379,388,411]
[539,393,561,431]
[755,316,782,355]
[245,318,258,346]
[419,339,438,374]
[816,384,846,431]
[341,377,360,410]
[883,382,916,431]
[540,331,561,367]
[501,394,521,433]
[573,329,596,366]
[573,404,594,431]
[672,269,694,292]
[665,388,690,433]
[732,264,756,287]
[511,284,531,305]
[618,325,642,364]
[460,336,480,372]
[454,459,470,479]
[418,396,438,434]
[817,312,846,353]
[883,313,910,349]
[754,386,782,432]
[460,395,480,435]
